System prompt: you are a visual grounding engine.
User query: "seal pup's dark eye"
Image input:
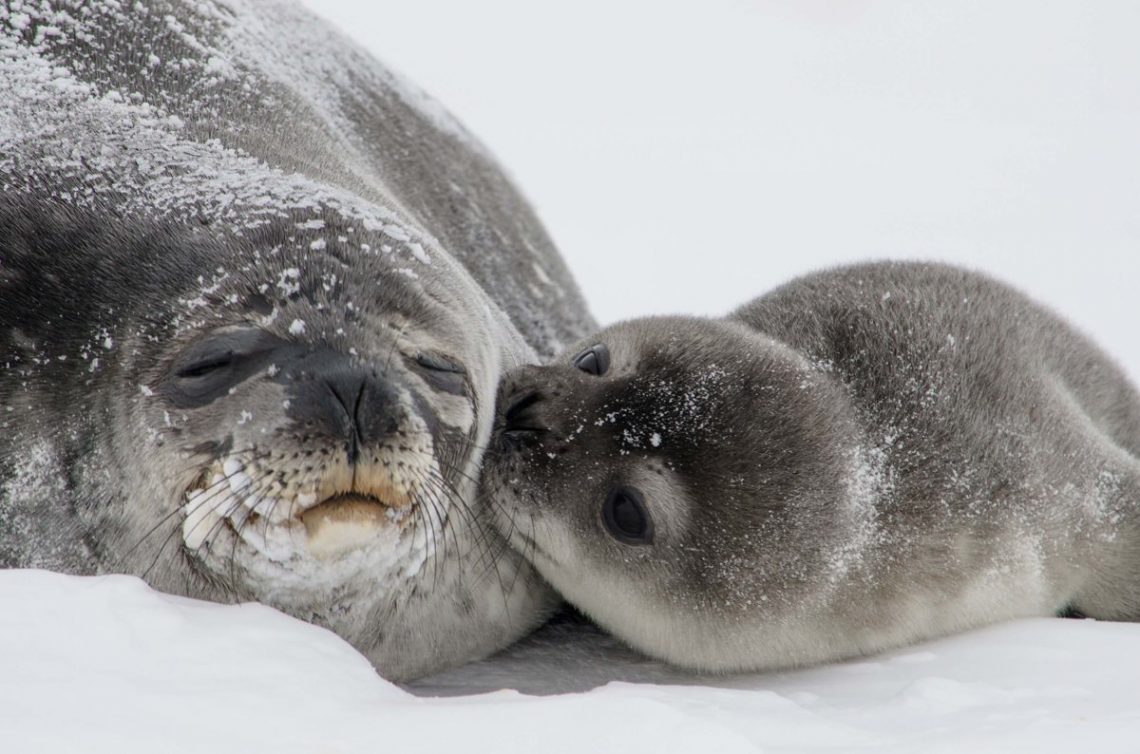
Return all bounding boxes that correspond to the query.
[573,344,610,376]
[602,486,653,545]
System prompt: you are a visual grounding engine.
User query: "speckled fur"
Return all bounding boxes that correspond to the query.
[488,261,1140,672]
[0,0,594,681]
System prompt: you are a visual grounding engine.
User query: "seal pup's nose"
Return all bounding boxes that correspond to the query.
[500,388,547,446]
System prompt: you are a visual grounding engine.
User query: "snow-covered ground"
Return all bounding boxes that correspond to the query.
[6,2,1140,752]
[3,570,1139,752]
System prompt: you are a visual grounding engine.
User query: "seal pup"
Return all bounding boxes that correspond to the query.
[0,1,594,680]
[487,261,1140,672]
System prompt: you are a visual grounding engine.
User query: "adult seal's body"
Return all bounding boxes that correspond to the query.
[488,262,1140,673]
[0,1,594,680]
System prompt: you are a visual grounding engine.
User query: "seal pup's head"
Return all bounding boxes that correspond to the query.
[485,316,881,672]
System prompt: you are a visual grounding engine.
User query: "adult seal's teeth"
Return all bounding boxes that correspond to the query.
[252,496,291,524]
[182,496,222,551]
[228,471,252,493]
[228,505,251,528]
[237,521,294,563]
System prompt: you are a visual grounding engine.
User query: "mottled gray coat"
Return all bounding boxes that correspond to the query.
[0,0,594,680]
[489,262,1140,672]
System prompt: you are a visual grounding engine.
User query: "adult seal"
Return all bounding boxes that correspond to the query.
[0,1,594,681]
[488,261,1140,673]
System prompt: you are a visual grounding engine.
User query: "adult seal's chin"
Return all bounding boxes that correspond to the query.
[0,0,591,681]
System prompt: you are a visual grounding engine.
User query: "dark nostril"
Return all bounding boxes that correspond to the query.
[502,390,546,437]
[325,379,357,417]
[324,377,366,463]
[284,350,402,464]
[505,390,542,424]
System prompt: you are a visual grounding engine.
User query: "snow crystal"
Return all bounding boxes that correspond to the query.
[407,241,430,265]
[532,262,553,285]
[383,225,410,242]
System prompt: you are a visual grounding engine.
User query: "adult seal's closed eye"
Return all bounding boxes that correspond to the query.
[487,261,1140,673]
[0,1,594,681]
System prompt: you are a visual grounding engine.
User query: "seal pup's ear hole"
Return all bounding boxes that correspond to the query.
[573,344,610,376]
[602,486,653,545]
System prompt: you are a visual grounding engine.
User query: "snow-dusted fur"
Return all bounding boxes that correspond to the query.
[0,0,594,680]
[488,261,1140,672]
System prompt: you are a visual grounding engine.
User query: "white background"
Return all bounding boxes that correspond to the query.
[303,0,1139,375]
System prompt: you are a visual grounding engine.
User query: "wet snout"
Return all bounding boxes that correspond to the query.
[496,365,578,450]
[502,388,547,443]
[276,349,427,557]
[285,350,402,461]
[291,353,403,460]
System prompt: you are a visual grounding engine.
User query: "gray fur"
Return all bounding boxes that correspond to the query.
[0,1,594,681]
[487,261,1140,672]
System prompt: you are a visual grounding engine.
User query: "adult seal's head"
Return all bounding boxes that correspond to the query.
[0,1,594,681]
[487,262,1140,673]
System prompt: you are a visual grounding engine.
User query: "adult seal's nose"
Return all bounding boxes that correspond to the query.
[285,351,401,461]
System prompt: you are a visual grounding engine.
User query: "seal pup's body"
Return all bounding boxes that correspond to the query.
[488,261,1140,672]
[0,1,594,680]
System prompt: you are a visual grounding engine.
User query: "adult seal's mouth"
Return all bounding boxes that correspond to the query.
[182,454,419,562]
[299,493,410,556]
